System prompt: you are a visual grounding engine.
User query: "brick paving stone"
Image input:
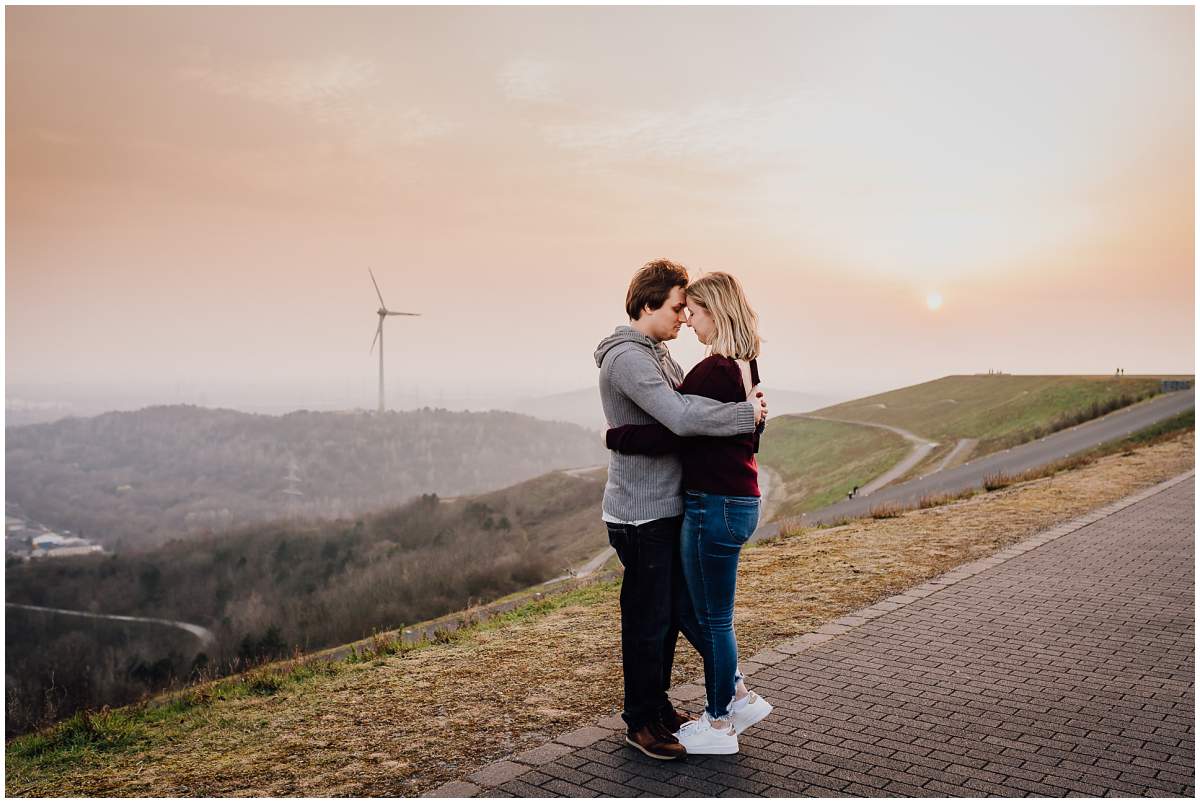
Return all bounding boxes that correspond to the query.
[422,780,480,798]
[466,760,528,788]
[556,752,588,769]
[750,648,790,666]
[449,473,1194,797]
[627,775,683,796]
[881,779,930,796]
[541,778,599,797]
[576,761,634,784]
[667,773,728,796]
[537,762,599,787]
[495,779,556,797]
[515,769,553,786]
[555,726,610,748]
[583,777,637,796]
[595,714,625,730]
[670,683,706,702]
[513,742,575,766]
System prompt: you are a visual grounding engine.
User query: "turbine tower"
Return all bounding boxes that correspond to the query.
[369,269,421,414]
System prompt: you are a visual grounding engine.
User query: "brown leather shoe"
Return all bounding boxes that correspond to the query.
[659,707,697,733]
[625,723,687,760]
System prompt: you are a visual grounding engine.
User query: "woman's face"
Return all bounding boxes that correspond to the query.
[686,298,715,345]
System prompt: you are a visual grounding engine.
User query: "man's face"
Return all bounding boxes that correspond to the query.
[640,286,689,341]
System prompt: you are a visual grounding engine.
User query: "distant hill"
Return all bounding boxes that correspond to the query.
[5,405,607,551]
[510,385,841,430]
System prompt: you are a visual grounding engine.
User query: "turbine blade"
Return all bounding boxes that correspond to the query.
[386,311,421,316]
[368,268,386,308]
[369,320,382,354]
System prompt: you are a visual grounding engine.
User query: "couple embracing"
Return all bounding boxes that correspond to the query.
[595,258,773,759]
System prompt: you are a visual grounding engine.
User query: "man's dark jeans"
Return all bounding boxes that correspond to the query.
[606,515,703,733]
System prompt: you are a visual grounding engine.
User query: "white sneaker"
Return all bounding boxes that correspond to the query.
[730,691,773,734]
[675,712,739,755]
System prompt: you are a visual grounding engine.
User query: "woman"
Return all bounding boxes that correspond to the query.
[606,271,773,755]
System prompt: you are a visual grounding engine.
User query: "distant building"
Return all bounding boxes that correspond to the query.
[32,544,104,559]
[1161,380,1194,392]
[31,533,67,548]
[28,532,105,558]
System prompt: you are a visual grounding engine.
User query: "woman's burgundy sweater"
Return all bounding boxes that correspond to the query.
[606,355,762,497]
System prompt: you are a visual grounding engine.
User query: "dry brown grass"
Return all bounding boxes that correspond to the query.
[918,489,976,509]
[868,501,906,518]
[7,431,1193,798]
[983,470,1016,491]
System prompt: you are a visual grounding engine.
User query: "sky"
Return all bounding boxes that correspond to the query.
[5,5,1195,415]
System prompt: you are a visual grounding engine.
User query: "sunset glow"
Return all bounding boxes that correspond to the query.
[5,6,1194,412]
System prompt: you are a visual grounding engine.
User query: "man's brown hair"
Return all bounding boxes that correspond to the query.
[625,259,690,320]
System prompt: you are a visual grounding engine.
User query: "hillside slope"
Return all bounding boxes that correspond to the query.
[5,468,607,736]
[758,374,1183,517]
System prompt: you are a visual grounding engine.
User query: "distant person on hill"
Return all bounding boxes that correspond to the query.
[606,271,774,756]
[594,259,767,761]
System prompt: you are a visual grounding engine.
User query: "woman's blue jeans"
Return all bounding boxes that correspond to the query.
[680,490,760,720]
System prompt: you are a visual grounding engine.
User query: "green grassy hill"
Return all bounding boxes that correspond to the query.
[759,419,910,519]
[812,374,1174,445]
[759,374,1188,518]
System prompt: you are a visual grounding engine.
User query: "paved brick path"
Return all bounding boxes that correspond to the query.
[430,472,1195,797]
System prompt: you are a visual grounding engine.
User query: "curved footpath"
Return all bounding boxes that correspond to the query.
[797,414,938,496]
[428,470,1195,798]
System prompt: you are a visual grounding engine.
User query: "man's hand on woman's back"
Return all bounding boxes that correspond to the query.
[752,386,768,425]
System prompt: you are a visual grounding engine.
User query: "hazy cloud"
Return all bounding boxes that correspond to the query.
[178,53,453,149]
[498,57,560,102]
[542,95,807,166]
[179,53,377,110]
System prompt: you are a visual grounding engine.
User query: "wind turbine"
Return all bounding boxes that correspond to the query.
[368,269,421,414]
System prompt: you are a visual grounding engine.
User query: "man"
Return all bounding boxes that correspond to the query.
[594,259,766,760]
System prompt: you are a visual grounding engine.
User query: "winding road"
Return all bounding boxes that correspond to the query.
[6,602,216,646]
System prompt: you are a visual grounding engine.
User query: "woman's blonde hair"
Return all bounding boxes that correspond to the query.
[686,271,761,361]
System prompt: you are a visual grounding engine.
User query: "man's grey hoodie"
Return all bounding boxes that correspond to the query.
[595,325,756,522]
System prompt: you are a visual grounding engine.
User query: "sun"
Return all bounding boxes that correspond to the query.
[926,292,943,311]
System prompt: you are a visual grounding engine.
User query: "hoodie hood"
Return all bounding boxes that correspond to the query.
[594,325,684,386]
[594,325,661,367]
